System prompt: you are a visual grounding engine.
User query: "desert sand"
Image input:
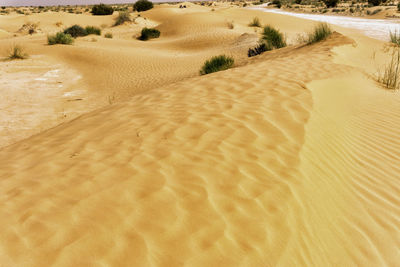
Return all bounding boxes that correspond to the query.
[0,2,399,266]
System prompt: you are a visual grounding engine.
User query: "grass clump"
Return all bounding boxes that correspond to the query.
[307,23,332,44]
[249,17,261,27]
[261,25,286,49]
[114,11,131,26]
[105,32,113,38]
[91,4,113,15]
[48,32,74,45]
[390,30,400,46]
[378,48,400,89]
[134,0,154,12]
[139,27,160,40]
[85,26,101,35]
[200,55,234,75]
[7,44,28,60]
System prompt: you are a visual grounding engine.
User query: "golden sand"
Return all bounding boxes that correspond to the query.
[0,3,399,266]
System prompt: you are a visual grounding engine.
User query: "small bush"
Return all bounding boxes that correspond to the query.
[249,17,261,27]
[85,26,101,35]
[227,21,234,29]
[91,4,113,15]
[105,32,113,38]
[134,0,153,12]
[48,32,74,45]
[390,30,400,45]
[272,0,281,8]
[64,25,87,38]
[200,55,234,75]
[295,0,302,4]
[7,44,28,59]
[261,25,286,49]
[397,3,400,11]
[323,0,339,8]
[368,0,381,6]
[378,48,400,89]
[307,23,332,44]
[248,42,271,57]
[114,11,131,26]
[139,27,160,40]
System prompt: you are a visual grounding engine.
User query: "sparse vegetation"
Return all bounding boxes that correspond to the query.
[105,32,113,38]
[307,23,332,44]
[249,17,261,27]
[134,0,154,12]
[390,30,400,46]
[114,11,131,26]
[378,48,400,89]
[85,26,101,35]
[227,21,234,29]
[7,44,28,60]
[139,27,160,40]
[200,55,234,75]
[47,32,74,45]
[91,4,114,15]
[261,25,286,49]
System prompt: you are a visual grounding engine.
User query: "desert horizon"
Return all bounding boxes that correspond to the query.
[1,0,399,266]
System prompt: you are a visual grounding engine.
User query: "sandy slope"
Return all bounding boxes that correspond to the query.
[1,4,400,267]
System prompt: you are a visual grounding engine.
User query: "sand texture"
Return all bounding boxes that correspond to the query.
[0,3,399,266]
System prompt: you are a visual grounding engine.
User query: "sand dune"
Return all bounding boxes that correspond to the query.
[0,3,400,266]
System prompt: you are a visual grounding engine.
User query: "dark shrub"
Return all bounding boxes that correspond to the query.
[134,0,153,12]
[114,11,131,26]
[272,0,281,8]
[64,24,87,38]
[85,26,101,35]
[248,42,271,57]
[139,27,160,40]
[91,4,113,15]
[261,25,286,49]
[368,0,381,6]
[7,44,28,59]
[323,0,339,8]
[295,0,302,4]
[200,55,234,75]
[48,32,74,45]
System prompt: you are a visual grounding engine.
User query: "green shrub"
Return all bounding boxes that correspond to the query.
[139,27,160,40]
[397,3,400,11]
[200,55,234,75]
[7,44,28,59]
[307,23,332,44]
[114,11,131,26]
[249,17,261,27]
[295,0,302,4]
[64,25,87,38]
[323,0,339,8]
[48,32,74,45]
[85,26,101,35]
[261,25,286,49]
[248,42,271,57]
[105,32,113,38]
[134,0,154,12]
[91,4,113,15]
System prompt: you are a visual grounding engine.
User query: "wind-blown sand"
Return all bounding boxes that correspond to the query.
[0,3,399,266]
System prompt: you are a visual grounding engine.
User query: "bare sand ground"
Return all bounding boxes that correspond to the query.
[0,3,399,266]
